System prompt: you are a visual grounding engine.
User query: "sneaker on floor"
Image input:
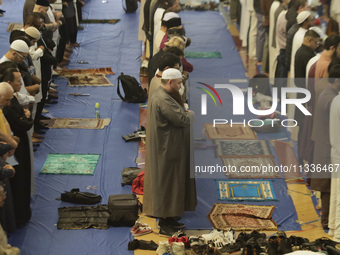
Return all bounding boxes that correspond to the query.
[201,229,224,242]
[171,242,185,255]
[132,226,152,236]
[189,236,205,247]
[131,221,148,233]
[156,241,171,255]
[159,226,178,237]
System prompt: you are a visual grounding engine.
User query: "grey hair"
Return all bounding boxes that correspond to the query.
[0,82,14,96]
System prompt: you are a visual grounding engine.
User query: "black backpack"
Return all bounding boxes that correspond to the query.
[122,0,138,13]
[117,73,147,103]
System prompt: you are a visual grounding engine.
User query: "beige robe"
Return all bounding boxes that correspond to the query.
[329,94,340,241]
[143,86,196,217]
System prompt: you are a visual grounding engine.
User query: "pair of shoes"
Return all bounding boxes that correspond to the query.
[127,239,158,251]
[131,221,152,237]
[168,236,189,248]
[159,218,185,229]
[156,241,185,255]
[159,226,179,237]
[189,236,205,247]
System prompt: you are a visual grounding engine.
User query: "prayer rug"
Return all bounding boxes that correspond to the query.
[81,19,120,24]
[185,51,222,58]
[64,74,113,86]
[40,154,100,175]
[273,140,304,184]
[216,180,277,201]
[208,203,277,231]
[55,67,115,76]
[57,205,109,229]
[215,140,271,157]
[7,23,23,32]
[205,124,257,140]
[41,118,111,129]
[220,155,281,178]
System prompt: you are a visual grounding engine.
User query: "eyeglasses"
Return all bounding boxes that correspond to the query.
[15,51,27,59]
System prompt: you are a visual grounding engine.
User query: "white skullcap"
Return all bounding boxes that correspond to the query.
[25,26,41,40]
[10,40,29,53]
[163,12,180,21]
[162,68,182,79]
[297,11,311,25]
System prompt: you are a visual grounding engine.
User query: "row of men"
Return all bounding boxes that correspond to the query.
[229,0,339,77]
[0,0,84,236]
[231,0,340,239]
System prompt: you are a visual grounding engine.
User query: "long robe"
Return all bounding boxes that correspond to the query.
[239,0,250,47]
[268,1,281,80]
[144,86,196,217]
[143,76,160,216]
[329,94,340,241]
[3,96,34,227]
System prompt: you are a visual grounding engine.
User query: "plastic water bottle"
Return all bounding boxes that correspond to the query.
[95,102,100,119]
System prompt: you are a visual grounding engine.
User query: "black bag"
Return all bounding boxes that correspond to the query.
[117,73,147,103]
[248,74,271,97]
[107,194,142,227]
[121,167,143,186]
[60,188,102,205]
[122,0,138,13]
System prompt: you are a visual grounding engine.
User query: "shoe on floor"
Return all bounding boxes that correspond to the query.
[159,218,185,229]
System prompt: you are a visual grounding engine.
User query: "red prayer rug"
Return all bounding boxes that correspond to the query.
[208,203,277,231]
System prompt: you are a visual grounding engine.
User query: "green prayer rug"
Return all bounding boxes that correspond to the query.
[185,51,222,58]
[40,154,100,175]
[81,19,120,24]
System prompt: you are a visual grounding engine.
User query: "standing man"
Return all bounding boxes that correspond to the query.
[310,64,340,230]
[145,68,196,231]
[328,65,340,241]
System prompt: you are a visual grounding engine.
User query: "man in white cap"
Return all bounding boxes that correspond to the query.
[0,40,29,65]
[144,68,196,233]
[0,40,35,106]
[153,12,181,56]
[289,11,314,79]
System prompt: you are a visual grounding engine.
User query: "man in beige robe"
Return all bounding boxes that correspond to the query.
[329,65,340,241]
[144,68,196,229]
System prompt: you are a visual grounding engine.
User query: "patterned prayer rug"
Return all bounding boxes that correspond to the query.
[7,23,23,32]
[185,51,222,58]
[64,74,113,86]
[215,140,271,157]
[216,180,277,201]
[55,67,115,76]
[41,118,111,129]
[81,19,120,24]
[40,154,100,175]
[208,203,277,231]
[220,155,281,178]
[205,124,257,140]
